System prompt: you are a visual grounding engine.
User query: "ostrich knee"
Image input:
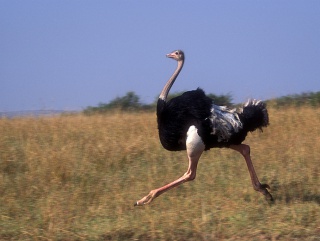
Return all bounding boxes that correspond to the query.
[184,171,197,181]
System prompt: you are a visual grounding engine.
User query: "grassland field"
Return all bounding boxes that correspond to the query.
[0,106,319,240]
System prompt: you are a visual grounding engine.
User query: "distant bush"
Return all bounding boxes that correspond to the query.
[83,92,153,114]
[83,91,233,114]
[269,91,320,107]
[206,93,233,106]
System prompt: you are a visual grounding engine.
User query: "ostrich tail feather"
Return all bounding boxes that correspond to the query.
[239,99,269,132]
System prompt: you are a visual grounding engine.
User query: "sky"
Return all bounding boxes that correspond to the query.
[1,1,320,112]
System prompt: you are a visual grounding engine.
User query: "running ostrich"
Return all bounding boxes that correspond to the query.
[134,50,273,206]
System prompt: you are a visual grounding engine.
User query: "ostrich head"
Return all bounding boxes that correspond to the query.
[166,50,185,61]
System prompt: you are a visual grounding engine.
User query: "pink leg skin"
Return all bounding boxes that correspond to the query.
[135,125,204,206]
[134,156,200,206]
[230,144,274,202]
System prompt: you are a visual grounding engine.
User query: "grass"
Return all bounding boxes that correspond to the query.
[0,107,319,240]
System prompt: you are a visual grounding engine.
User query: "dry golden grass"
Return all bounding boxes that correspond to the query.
[0,107,319,240]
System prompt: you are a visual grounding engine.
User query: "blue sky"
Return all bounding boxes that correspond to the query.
[1,1,320,112]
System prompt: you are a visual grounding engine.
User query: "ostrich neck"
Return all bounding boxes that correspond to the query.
[159,60,184,101]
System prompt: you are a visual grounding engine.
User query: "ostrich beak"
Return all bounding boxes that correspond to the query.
[166,53,175,58]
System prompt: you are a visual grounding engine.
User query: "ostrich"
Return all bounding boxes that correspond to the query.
[134,50,273,206]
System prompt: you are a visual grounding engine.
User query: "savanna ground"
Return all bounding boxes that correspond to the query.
[0,107,319,240]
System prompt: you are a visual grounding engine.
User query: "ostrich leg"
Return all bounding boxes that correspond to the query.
[135,126,205,206]
[230,144,274,202]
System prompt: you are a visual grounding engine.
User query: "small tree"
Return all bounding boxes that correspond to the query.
[107,92,141,110]
[206,93,233,106]
[83,92,143,114]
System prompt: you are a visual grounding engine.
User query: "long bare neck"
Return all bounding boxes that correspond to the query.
[159,60,184,101]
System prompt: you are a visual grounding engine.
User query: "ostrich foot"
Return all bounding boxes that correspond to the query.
[256,183,274,203]
[134,190,157,206]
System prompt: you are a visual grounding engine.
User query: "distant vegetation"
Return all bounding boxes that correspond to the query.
[83,91,233,114]
[83,91,320,114]
[269,91,320,107]
[83,92,153,114]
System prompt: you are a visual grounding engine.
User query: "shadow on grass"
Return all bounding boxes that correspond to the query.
[270,179,320,204]
[100,229,206,241]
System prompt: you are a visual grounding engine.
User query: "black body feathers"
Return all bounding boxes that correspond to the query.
[157,88,269,151]
[157,88,212,151]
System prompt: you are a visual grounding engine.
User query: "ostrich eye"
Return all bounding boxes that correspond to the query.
[175,51,179,55]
